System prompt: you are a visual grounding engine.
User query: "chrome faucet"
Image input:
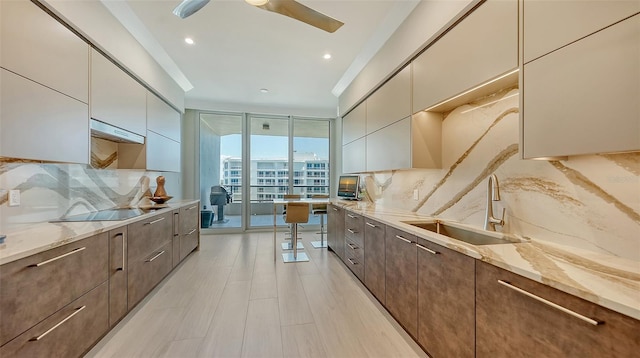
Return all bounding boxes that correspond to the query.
[484,174,505,231]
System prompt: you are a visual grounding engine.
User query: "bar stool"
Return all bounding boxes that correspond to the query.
[310,194,328,248]
[282,202,310,263]
[282,194,304,250]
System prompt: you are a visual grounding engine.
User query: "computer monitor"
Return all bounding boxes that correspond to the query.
[337,175,360,200]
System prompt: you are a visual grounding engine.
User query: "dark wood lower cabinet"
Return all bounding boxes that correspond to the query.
[476,261,640,357]
[364,219,385,304]
[108,227,128,327]
[0,282,109,358]
[128,241,173,308]
[417,238,475,358]
[344,237,364,281]
[327,205,345,260]
[0,233,108,346]
[385,226,418,338]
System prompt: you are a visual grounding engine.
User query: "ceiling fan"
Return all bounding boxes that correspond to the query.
[172,0,343,33]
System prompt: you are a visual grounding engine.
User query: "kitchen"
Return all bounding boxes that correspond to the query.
[1,0,639,357]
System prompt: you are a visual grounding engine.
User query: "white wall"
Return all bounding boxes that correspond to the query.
[40,0,185,111]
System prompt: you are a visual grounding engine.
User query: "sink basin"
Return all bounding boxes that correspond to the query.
[403,221,522,246]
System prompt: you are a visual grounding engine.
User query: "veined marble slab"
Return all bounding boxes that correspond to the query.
[332,199,640,321]
[0,200,199,265]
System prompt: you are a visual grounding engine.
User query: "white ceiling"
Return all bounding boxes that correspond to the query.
[109,0,418,115]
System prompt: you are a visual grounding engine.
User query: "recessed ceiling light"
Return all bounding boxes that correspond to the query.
[260,88,269,93]
[184,37,194,45]
[323,53,332,60]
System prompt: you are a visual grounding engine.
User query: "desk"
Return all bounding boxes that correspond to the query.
[272,198,330,261]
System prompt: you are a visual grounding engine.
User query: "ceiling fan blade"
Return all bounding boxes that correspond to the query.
[173,0,210,19]
[257,0,344,33]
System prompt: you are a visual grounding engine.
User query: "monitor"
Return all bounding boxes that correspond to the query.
[337,175,360,200]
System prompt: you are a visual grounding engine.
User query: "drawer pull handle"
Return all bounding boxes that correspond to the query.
[332,208,338,211]
[497,280,603,326]
[347,229,358,234]
[187,228,197,235]
[144,217,164,225]
[115,233,125,271]
[146,250,166,263]
[30,305,86,341]
[186,205,198,211]
[395,235,412,244]
[347,258,359,265]
[145,217,166,225]
[347,214,357,219]
[347,243,358,250]
[365,222,377,228]
[30,247,86,267]
[417,244,438,255]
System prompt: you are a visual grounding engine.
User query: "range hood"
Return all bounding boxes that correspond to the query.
[90,119,145,144]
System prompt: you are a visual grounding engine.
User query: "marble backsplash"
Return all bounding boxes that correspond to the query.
[0,142,181,233]
[362,87,640,261]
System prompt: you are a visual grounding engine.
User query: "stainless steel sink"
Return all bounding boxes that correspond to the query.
[403,221,522,245]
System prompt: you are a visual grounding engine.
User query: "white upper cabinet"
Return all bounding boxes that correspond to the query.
[0,0,89,103]
[522,14,640,158]
[147,92,181,142]
[342,102,366,145]
[366,113,442,172]
[412,0,517,113]
[1,69,88,164]
[523,0,640,63]
[342,138,366,174]
[146,131,181,172]
[90,49,147,136]
[366,66,411,134]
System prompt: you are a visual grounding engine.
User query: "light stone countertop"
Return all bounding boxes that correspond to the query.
[0,200,200,266]
[332,200,640,321]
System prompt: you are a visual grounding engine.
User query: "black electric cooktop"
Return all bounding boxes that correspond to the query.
[51,208,146,222]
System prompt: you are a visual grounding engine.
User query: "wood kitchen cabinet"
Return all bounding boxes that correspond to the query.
[0,233,108,346]
[327,204,345,260]
[521,14,640,158]
[127,211,174,308]
[385,226,418,338]
[366,66,411,134]
[522,0,639,63]
[412,0,517,113]
[0,69,89,163]
[90,49,147,136]
[179,203,200,261]
[0,0,89,103]
[0,282,109,358]
[344,210,365,280]
[342,137,366,174]
[147,92,181,142]
[342,101,366,145]
[108,226,128,327]
[476,261,640,357]
[364,218,385,304]
[366,113,442,171]
[417,238,475,358]
[172,210,181,267]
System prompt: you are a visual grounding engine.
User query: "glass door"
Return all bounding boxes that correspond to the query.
[199,112,243,229]
[248,114,289,228]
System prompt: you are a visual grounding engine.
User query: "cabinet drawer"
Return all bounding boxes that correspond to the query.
[344,238,364,281]
[476,261,640,357]
[179,203,199,234]
[128,211,173,261]
[344,211,364,247]
[128,241,173,308]
[0,233,108,346]
[0,282,109,358]
[179,228,199,262]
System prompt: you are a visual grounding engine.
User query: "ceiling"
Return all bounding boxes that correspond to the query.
[109,0,418,115]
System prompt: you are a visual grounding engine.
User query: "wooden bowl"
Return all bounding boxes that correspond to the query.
[149,196,173,204]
